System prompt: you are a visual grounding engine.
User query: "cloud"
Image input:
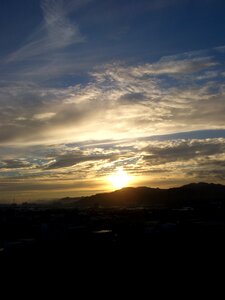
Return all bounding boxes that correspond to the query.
[33,112,56,120]
[0,159,34,169]
[0,48,225,146]
[0,47,225,200]
[118,92,147,104]
[142,138,225,165]
[214,45,225,53]
[1,137,225,199]
[41,0,84,47]
[6,0,85,63]
[46,152,116,169]
[130,56,218,76]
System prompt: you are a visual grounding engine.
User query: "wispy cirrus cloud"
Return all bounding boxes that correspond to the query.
[6,0,86,63]
[129,56,218,76]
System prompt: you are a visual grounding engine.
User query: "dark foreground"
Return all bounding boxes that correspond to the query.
[1,183,225,287]
[1,204,224,265]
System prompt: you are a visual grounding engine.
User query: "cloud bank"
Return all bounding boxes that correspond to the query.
[1,49,225,147]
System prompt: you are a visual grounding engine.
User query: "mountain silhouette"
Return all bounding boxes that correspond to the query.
[59,182,225,209]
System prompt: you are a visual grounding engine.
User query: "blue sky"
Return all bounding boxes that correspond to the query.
[1,0,225,84]
[0,0,225,201]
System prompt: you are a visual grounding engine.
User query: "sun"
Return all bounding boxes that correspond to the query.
[108,167,131,189]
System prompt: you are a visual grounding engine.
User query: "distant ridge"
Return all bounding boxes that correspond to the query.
[58,182,225,209]
[178,182,225,189]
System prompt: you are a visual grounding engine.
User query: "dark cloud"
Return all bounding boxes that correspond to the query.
[186,162,225,180]
[0,159,33,169]
[142,139,225,165]
[46,153,117,169]
[118,92,146,104]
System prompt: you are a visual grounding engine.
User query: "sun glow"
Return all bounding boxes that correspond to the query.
[108,167,131,189]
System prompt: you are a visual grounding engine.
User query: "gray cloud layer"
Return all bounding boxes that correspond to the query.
[1,48,225,146]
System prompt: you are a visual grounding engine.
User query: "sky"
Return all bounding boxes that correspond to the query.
[0,0,225,202]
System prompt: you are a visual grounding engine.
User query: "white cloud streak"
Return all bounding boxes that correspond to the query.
[6,0,85,63]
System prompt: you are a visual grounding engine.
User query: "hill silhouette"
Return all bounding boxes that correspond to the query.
[1,182,225,270]
[59,182,225,209]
